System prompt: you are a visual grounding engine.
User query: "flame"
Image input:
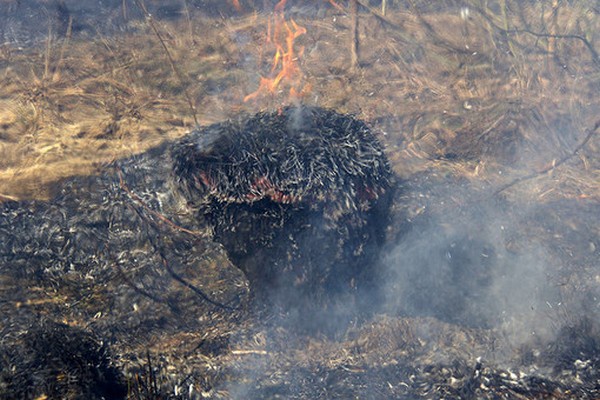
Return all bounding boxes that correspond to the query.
[232,1,344,16]
[231,0,242,12]
[244,0,310,103]
[327,0,344,11]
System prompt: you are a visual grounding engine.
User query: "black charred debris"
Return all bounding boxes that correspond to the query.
[172,106,394,328]
[1,106,599,399]
[0,320,127,400]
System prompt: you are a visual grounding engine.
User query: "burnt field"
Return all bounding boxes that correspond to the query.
[1,1,599,399]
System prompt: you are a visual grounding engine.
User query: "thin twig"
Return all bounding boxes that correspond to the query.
[160,256,236,311]
[548,0,559,53]
[503,28,600,67]
[499,0,517,57]
[117,170,236,311]
[52,16,73,82]
[183,0,194,43]
[231,349,268,355]
[0,193,19,202]
[493,119,600,196]
[405,0,472,55]
[133,0,199,126]
[355,0,398,28]
[350,0,359,70]
[118,170,207,237]
[113,244,180,312]
[330,1,413,45]
[146,350,159,396]
[44,19,52,81]
[471,5,600,68]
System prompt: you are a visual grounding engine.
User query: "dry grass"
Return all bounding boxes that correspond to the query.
[0,1,597,202]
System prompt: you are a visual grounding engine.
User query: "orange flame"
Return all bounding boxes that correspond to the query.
[244,0,310,103]
[232,1,344,15]
[231,0,242,12]
[327,0,344,11]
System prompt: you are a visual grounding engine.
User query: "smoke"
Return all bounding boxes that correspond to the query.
[384,196,555,330]
[376,106,600,366]
[379,179,568,355]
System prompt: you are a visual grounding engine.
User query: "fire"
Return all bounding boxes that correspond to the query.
[326,0,344,11]
[244,0,311,103]
[231,0,242,12]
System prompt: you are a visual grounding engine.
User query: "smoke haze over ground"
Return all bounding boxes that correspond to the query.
[384,180,561,346]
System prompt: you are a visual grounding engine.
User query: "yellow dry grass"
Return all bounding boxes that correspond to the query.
[0,2,598,203]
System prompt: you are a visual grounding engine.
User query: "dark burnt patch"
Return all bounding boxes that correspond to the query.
[0,320,127,400]
[172,106,395,332]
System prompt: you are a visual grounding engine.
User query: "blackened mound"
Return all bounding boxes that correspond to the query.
[0,320,127,400]
[0,106,393,334]
[173,106,394,321]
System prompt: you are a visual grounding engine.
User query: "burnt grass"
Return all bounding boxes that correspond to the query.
[1,106,598,400]
[1,1,600,399]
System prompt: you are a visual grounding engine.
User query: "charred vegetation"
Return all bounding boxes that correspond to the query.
[0,320,127,400]
[173,106,394,330]
[0,105,395,396]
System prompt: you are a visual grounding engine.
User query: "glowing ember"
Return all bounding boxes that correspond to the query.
[244,0,310,102]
